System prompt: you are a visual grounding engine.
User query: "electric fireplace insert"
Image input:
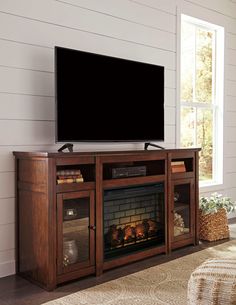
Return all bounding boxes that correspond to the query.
[103,183,165,260]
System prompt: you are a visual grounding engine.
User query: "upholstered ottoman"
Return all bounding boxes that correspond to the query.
[187,259,236,305]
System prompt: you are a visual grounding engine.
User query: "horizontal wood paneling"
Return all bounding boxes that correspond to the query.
[129,0,177,15]
[180,0,236,31]
[0,39,53,72]
[0,198,15,225]
[0,2,176,52]
[50,0,177,33]
[0,172,15,198]
[165,125,175,144]
[183,0,236,19]
[0,14,176,71]
[226,33,236,49]
[0,93,54,120]
[226,65,236,81]
[225,157,236,173]
[225,143,236,157]
[165,88,176,107]
[224,187,236,200]
[0,121,54,145]
[225,173,236,188]
[225,96,236,111]
[0,66,53,96]
[165,70,176,89]
[225,112,236,127]
[225,80,236,97]
[226,49,236,66]
[224,126,236,142]
[0,224,15,251]
[165,107,176,125]
[0,248,15,277]
[0,249,15,263]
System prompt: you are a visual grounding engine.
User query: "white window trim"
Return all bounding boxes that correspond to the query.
[177,14,224,190]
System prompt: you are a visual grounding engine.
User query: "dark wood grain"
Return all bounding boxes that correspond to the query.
[14,148,200,290]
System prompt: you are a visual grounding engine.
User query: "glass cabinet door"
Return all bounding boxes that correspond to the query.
[172,179,194,241]
[57,190,95,274]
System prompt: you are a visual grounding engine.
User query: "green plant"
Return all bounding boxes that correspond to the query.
[200,192,236,215]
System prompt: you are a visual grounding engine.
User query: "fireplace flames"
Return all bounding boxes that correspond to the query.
[105,219,158,248]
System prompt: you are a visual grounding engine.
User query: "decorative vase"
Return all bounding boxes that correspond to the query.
[63,239,78,266]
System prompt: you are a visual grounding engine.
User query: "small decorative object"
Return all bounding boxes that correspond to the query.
[171,161,186,173]
[174,212,185,236]
[174,192,180,202]
[64,208,78,220]
[199,193,236,241]
[63,254,70,267]
[57,169,84,184]
[63,239,78,265]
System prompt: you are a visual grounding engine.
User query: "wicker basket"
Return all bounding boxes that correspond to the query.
[199,208,230,241]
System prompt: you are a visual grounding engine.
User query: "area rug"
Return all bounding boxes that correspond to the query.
[43,239,236,305]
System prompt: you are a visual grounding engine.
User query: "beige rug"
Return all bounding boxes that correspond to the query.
[43,239,236,305]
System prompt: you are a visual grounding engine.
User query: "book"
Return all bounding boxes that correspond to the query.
[57,174,83,179]
[171,161,186,173]
[56,169,81,176]
[57,177,84,184]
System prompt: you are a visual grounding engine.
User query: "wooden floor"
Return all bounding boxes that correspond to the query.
[1,220,236,305]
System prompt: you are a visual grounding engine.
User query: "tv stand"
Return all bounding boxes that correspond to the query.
[58,143,74,153]
[13,148,200,290]
[144,142,165,150]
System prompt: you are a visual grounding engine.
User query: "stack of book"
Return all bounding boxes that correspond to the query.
[57,169,84,184]
[171,161,186,173]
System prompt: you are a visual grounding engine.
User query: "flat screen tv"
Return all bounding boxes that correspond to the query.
[55,46,164,143]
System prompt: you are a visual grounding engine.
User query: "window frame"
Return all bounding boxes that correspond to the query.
[178,14,224,189]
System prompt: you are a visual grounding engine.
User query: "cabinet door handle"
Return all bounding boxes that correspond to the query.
[88,225,96,230]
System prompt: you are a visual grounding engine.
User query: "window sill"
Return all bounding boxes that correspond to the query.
[200,182,223,193]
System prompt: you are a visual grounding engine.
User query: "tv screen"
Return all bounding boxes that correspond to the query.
[55,46,164,142]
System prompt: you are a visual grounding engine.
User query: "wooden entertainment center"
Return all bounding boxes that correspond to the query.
[14,148,200,290]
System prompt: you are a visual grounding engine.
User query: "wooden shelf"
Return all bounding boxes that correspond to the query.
[103,175,165,189]
[174,202,189,212]
[56,181,95,193]
[171,171,194,179]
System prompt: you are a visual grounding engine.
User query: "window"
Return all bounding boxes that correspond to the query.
[180,15,224,187]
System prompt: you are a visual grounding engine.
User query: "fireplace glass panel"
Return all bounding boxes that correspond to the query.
[103,183,165,260]
[62,197,90,267]
[173,184,190,237]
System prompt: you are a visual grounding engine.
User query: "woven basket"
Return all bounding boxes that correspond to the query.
[199,208,230,241]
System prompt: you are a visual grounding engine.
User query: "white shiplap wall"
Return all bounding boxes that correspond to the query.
[0,0,235,277]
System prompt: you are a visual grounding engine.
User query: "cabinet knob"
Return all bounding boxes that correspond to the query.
[88,225,96,230]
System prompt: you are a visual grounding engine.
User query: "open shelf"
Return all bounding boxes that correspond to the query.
[171,157,194,178]
[56,164,95,183]
[103,159,165,180]
[174,202,189,212]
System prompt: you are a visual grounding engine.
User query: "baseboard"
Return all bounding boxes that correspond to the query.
[0,260,15,278]
[228,217,236,224]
